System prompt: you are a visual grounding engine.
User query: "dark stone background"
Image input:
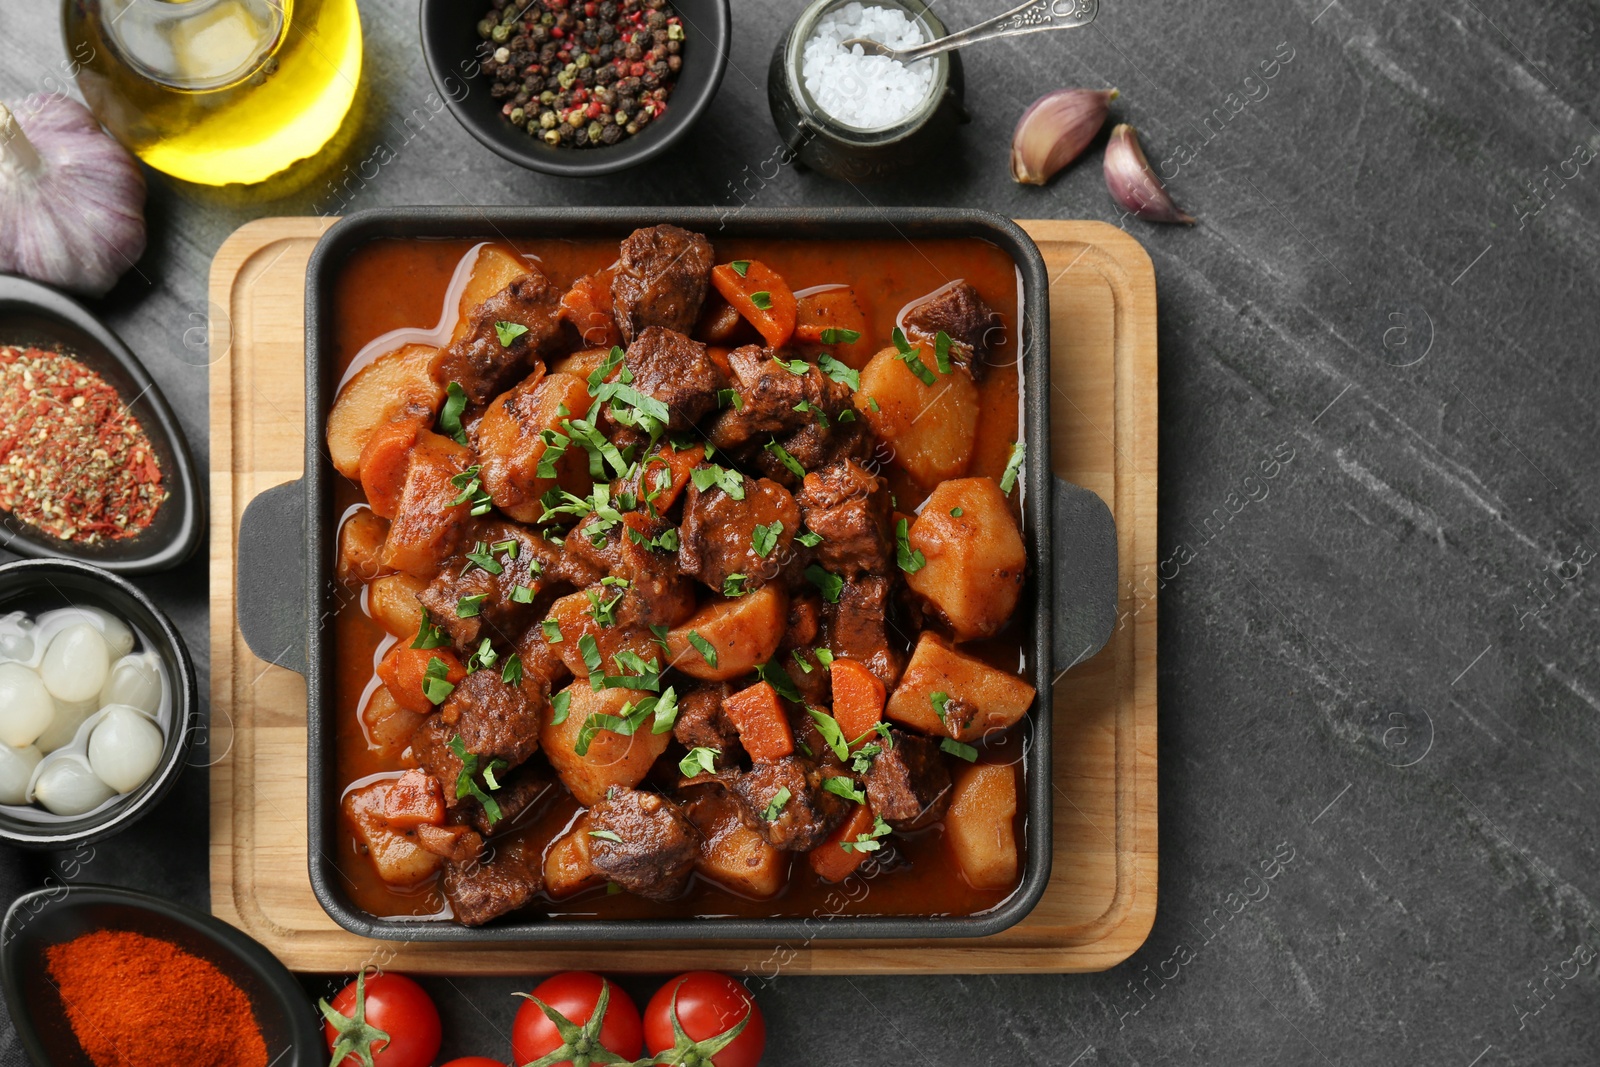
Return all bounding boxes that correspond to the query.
[3,0,1599,1063]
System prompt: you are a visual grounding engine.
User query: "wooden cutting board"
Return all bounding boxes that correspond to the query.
[207,217,1157,974]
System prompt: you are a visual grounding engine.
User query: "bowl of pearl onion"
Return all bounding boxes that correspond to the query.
[0,559,196,848]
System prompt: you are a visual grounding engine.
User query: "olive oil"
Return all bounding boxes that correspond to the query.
[64,0,362,186]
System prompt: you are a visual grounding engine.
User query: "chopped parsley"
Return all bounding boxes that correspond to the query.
[730,260,751,277]
[456,593,488,618]
[807,707,849,762]
[773,355,810,376]
[761,786,793,822]
[805,563,843,603]
[722,573,749,597]
[549,688,572,725]
[867,396,881,413]
[792,648,813,673]
[680,746,719,777]
[764,439,806,479]
[411,608,450,650]
[895,517,926,573]
[931,690,951,725]
[933,330,953,374]
[494,321,529,347]
[690,463,746,500]
[573,686,676,755]
[816,352,859,390]
[793,400,829,428]
[465,637,498,672]
[813,648,835,667]
[448,468,493,517]
[586,583,625,630]
[438,381,468,444]
[755,660,803,702]
[840,815,893,853]
[796,529,824,548]
[687,630,719,668]
[716,387,744,409]
[822,776,865,804]
[819,327,862,346]
[542,618,564,643]
[447,734,506,824]
[752,520,783,558]
[422,657,456,705]
[588,829,623,843]
[941,737,979,762]
[1000,441,1026,495]
[461,539,504,573]
[510,583,536,604]
[578,634,603,673]
[649,623,670,652]
[535,428,570,478]
[750,291,774,311]
[950,507,964,517]
[891,327,937,385]
[587,346,625,391]
[501,652,523,685]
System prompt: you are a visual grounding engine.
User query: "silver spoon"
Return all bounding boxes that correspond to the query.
[840,0,1098,65]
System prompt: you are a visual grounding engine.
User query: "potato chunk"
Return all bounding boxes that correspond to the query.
[944,762,1019,890]
[366,574,427,639]
[854,344,979,489]
[476,371,594,523]
[885,633,1036,742]
[905,478,1026,640]
[541,683,670,806]
[326,343,444,480]
[361,687,425,763]
[684,790,789,899]
[378,430,474,579]
[336,509,391,585]
[542,592,660,681]
[665,585,788,681]
[344,779,445,887]
[544,813,606,898]
[451,245,533,344]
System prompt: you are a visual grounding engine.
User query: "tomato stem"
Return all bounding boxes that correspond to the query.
[319,971,392,1067]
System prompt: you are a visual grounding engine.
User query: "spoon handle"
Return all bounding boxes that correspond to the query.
[900,0,1098,63]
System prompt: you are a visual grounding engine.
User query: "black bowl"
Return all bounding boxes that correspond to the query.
[419,0,732,177]
[0,274,204,574]
[1,884,325,1067]
[0,559,197,849]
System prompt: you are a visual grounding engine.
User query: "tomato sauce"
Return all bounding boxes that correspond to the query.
[328,234,1032,923]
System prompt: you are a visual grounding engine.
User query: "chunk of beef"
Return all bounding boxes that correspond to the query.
[565,510,697,627]
[614,327,728,431]
[677,472,798,593]
[443,837,542,926]
[416,822,484,865]
[410,716,464,789]
[863,728,952,830]
[438,669,546,777]
[796,460,894,578]
[612,225,715,342]
[708,347,855,452]
[901,281,1002,379]
[457,764,554,836]
[673,683,743,763]
[753,417,875,490]
[730,755,850,851]
[436,272,564,404]
[513,624,573,692]
[587,787,699,900]
[415,521,553,652]
[823,576,905,688]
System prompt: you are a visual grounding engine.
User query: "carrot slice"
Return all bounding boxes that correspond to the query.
[560,269,622,348]
[808,802,876,883]
[830,657,886,741]
[711,260,797,348]
[358,418,424,519]
[377,643,466,715]
[722,680,795,762]
[380,768,445,829]
[794,288,869,349]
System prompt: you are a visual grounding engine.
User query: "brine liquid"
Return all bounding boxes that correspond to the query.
[65,0,362,186]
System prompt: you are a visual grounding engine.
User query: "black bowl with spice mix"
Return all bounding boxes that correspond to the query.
[420,0,731,176]
[1,884,325,1067]
[0,275,202,574]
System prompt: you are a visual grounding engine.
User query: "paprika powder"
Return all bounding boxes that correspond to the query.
[44,928,269,1067]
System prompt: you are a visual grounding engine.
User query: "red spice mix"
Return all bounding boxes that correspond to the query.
[45,929,269,1067]
[0,344,167,543]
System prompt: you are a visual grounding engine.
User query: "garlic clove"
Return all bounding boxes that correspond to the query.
[1103,123,1195,225]
[1011,88,1118,186]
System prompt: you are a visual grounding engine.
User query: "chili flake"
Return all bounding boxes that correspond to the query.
[0,345,167,544]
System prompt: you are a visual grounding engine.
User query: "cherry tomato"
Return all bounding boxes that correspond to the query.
[644,971,766,1067]
[320,971,442,1067]
[511,972,643,1067]
[441,1059,508,1067]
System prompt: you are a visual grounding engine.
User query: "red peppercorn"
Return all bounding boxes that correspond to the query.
[586,101,602,118]
[585,1,596,14]
[550,25,564,38]
[630,62,646,76]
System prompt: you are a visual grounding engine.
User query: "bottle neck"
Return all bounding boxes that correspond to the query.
[97,0,287,91]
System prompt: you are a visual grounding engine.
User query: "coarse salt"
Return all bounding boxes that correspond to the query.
[802,3,936,130]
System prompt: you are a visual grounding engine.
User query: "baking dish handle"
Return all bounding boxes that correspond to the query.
[1052,476,1119,675]
[235,478,309,676]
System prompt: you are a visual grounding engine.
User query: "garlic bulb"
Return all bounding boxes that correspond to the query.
[1103,123,1195,225]
[0,94,147,297]
[1011,88,1117,186]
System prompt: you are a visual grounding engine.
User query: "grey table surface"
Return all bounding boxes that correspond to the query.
[4,0,1600,1063]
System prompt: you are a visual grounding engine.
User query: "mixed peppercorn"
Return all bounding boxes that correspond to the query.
[478,0,687,149]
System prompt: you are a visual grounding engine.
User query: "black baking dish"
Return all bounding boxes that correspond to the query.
[237,207,1116,942]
